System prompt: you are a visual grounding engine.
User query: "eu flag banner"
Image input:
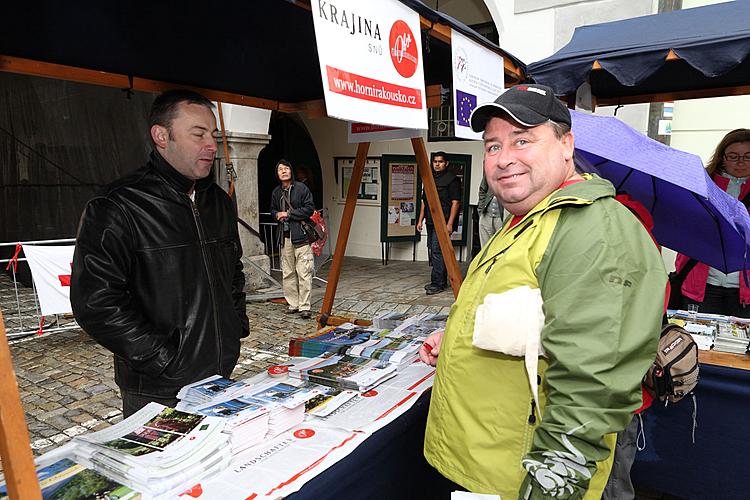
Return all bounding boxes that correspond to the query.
[455,90,477,127]
[451,29,504,140]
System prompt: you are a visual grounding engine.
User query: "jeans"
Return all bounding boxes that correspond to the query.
[427,225,447,289]
[121,390,179,418]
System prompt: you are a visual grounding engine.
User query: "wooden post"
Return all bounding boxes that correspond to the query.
[0,310,41,499]
[319,142,370,325]
[411,137,463,297]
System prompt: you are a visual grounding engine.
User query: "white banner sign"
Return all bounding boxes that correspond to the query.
[347,122,422,143]
[312,0,428,129]
[22,244,75,316]
[451,29,505,140]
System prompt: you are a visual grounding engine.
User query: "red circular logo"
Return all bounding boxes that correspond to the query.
[362,390,378,398]
[180,484,203,498]
[389,20,418,78]
[267,365,289,377]
[293,428,316,439]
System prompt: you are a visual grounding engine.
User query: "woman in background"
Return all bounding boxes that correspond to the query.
[674,128,750,317]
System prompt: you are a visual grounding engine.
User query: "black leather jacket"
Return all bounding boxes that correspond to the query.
[71,151,249,398]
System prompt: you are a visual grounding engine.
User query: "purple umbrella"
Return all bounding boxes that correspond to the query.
[571,109,750,273]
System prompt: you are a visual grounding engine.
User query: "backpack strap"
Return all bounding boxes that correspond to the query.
[673,258,698,284]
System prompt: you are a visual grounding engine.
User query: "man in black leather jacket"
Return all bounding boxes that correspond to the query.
[71,90,249,417]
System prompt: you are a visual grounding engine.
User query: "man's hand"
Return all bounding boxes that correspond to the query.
[276,211,288,220]
[419,330,444,366]
[445,223,453,235]
[416,220,423,232]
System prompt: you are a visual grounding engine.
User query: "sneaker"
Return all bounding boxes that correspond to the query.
[285,308,299,314]
[300,310,312,319]
[424,283,433,290]
[425,285,445,295]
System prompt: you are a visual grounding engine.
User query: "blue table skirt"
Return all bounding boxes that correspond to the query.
[632,363,750,499]
[287,391,458,500]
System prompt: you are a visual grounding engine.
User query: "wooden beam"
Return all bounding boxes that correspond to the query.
[319,142,371,325]
[0,310,42,499]
[596,84,750,107]
[315,314,373,328]
[278,99,328,118]
[0,55,280,110]
[411,137,462,297]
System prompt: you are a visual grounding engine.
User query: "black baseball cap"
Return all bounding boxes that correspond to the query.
[469,84,571,133]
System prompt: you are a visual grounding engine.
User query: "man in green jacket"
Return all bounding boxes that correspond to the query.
[420,84,666,499]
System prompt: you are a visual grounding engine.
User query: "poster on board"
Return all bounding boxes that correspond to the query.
[380,155,422,242]
[451,29,505,140]
[336,157,381,202]
[312,0,427,129]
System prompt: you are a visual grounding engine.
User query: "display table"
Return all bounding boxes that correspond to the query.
[287,391,456,500]
[632,351,750,499]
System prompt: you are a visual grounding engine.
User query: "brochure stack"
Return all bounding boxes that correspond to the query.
[176,375,251,406]
[0,445,140,499]
[192,397,271,455]
[288,323,383,358]
[241,380,324,437]
[73,403,229,499]
[714,321,750,354]
[289,354,398,391]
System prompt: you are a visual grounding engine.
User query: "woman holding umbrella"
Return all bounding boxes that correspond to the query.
[674,129,750,317]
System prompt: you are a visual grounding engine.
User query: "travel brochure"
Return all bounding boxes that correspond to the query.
[17,310,442,498]
[288,313,446,372]
[668,309,750,353]
[0,452,139,500]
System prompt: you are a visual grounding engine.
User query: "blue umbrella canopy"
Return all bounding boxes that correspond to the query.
[571,110,750,273]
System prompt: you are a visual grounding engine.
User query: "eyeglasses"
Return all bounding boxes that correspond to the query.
[725,153,750,162]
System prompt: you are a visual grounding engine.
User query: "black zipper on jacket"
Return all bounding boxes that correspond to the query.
[528,399,537,425]
[189,195,223,372]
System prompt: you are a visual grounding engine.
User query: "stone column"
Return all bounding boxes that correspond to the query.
[216,131,272,291]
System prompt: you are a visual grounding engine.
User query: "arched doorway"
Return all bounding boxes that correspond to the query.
[257,112,323,213]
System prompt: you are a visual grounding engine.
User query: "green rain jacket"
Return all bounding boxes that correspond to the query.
[424,175,667,499]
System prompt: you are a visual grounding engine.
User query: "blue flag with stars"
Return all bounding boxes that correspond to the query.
[455,90,477,127]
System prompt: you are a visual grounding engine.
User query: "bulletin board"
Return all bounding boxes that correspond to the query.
[335,156,380,204]
[380,155,422,242]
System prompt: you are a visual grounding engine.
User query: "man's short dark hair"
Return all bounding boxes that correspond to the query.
[433,151,448,162]
[149,89,215,132]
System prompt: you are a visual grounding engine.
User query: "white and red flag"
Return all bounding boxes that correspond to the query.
[22,244,75,316]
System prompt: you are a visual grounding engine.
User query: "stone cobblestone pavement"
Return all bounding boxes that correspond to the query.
[3,256,467,462]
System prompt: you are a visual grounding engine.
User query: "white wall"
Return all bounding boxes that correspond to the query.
[302,115,487,261]
[220,103,271,135]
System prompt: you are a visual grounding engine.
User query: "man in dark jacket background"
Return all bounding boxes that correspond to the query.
[71,90,249,417]
[270,159,315,319]
[416,152,461,295]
